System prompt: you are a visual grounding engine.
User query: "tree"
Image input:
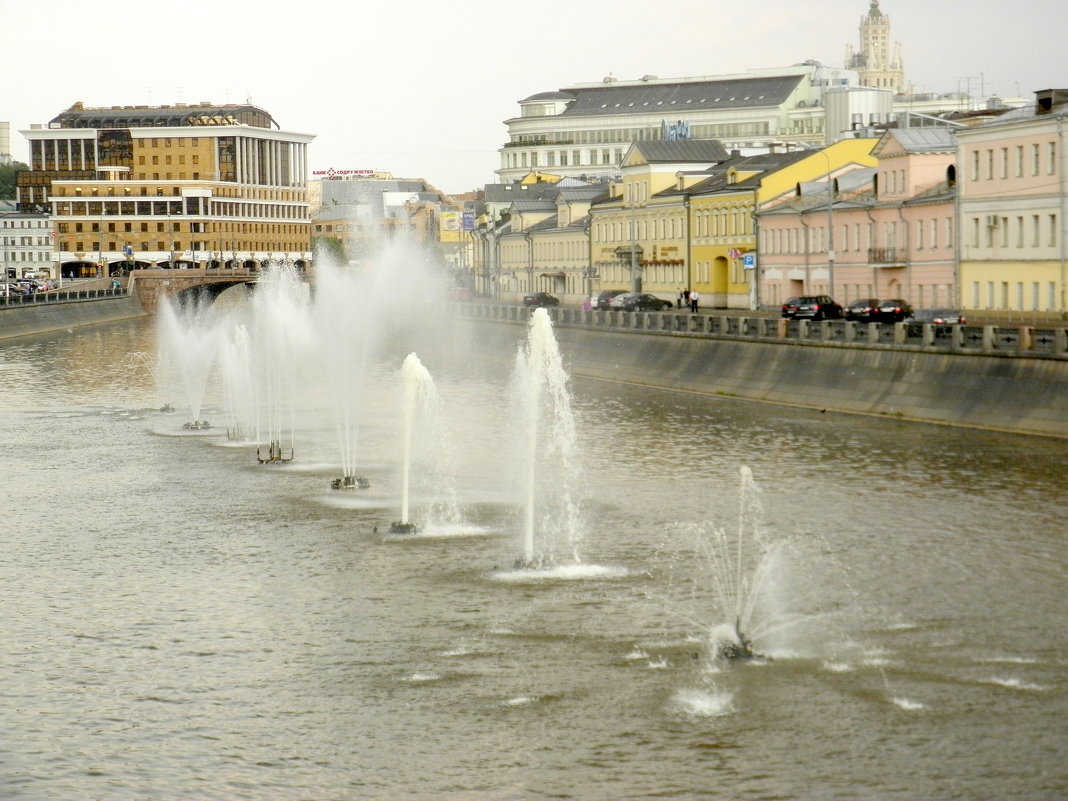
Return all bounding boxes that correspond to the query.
[0,161,29,200]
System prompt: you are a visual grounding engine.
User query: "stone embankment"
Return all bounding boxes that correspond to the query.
[0,289,147,341]
[460,304,1068,440]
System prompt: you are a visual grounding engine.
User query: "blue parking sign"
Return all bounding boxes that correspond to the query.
[742,252,756,270]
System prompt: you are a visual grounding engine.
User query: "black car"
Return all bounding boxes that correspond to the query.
[875,298,914,323]
[906,308,967,336]
[594,289,627,310]
[780,297,802,318]
[845,298,880,322]
[793,295,843,320]
[620,293,673,312]
[522,292,559,308]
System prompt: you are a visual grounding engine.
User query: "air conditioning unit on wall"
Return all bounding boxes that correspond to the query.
[986,215,999,228]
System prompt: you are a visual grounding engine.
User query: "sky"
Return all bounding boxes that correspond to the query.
[2,0,1062,194]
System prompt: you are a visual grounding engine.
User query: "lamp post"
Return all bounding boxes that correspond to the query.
[821,149,836,299]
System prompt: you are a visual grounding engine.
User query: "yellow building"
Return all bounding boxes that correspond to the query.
[589,140,730,302]
[18,101,314,276]
[689,138,878,308]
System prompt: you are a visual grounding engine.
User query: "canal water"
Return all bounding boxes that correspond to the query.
[2,314,1067,800]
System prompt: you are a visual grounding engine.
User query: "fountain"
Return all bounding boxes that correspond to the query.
[156,296,220,430]
[245,263,311,465]
[509,308,583,569]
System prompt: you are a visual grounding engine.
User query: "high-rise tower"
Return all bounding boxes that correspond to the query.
[845,0,906,94]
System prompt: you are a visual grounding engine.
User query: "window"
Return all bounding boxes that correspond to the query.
[970,150,980,181]
[1033,215,1041,246]
[985,149,993,180]
[1032,144,1040,176]
[1016,145,1024,177]
[1049,141,1057,175]
[1000,148,1008,179]
[1051,214,1058,247]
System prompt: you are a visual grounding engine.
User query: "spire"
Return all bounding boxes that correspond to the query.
[868,0,882,17]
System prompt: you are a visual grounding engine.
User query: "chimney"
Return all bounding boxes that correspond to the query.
[1036,89,1068,114]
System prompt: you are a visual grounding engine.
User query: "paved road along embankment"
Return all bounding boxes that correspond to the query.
[462,304,1068,440]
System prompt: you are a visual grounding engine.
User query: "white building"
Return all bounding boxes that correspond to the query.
[1,210,54,280]
[498,63,860,184]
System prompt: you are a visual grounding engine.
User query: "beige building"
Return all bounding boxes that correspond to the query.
[845,0,906,94]
[18,102,314,276]
[956,90,1068,320]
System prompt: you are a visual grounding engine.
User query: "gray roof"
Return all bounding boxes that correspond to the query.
[49,101,280,130]
[878,127,956,154]
[632,139,730,164]
[482,182,561,203]
[521,74,804,119]
[510,199,558,212]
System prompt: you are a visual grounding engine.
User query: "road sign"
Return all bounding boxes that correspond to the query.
[742,252,756,270]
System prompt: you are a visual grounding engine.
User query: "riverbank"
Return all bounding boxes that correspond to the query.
[461,308,1068,440]
[0,293,148,341]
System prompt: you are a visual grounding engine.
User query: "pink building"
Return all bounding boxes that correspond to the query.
[758,128,958,310]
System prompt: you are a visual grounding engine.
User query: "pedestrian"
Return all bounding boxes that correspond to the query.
[682,289,690,310]
[690,289,700,313]
[677,288,684,309]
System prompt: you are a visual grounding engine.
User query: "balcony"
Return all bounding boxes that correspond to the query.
[868,247,902,265]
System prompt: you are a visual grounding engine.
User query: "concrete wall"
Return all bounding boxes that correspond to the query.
[0,295,148,342]
[477,320,1068,439]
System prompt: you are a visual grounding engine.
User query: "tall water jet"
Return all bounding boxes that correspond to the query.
[156,295,220,429]
[247,263,311,464]
[217,324,256,442]
[510,308,583,569]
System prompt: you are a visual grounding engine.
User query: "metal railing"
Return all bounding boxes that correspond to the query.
[456,303,1068,360]
[0,287,130,308]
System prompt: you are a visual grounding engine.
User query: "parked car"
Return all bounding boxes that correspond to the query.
[780,297,802,318]
[448,286,473,301]
[875,298,914,323]
[906,308,967,336]
[793,295,843,320]
[522,292,559,307]
[607,292,637,310]
[845,298,880,322]
[594,289,627,310]
[620,293,674,312]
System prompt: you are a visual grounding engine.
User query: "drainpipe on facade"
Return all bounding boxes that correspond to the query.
[951,168,961,309]
[897,204,911,304]
[750,208,760,311]
[800,211,811,294]
[683,196,691,298]
[1059,116,1067,318]
[865,203,879,297]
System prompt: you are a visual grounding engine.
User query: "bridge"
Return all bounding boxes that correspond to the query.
[127,267,310,314]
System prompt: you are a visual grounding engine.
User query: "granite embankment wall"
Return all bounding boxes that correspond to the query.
[0,294,148,341]
[470,316,1068,439]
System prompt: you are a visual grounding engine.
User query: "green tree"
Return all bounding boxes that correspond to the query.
[0,161,29,200]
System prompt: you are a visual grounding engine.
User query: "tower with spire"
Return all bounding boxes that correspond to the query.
[845,0,906,94]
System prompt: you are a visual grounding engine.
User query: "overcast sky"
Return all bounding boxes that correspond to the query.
[2,0,1061,193]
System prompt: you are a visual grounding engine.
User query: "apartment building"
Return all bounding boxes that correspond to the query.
[758,128,956,309]
[18,101,314,276]
[956,89,1068,319]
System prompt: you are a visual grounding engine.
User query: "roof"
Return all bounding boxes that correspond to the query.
[524,74,804,119]
[876,127,956,154]
[482,182,561,203]
[48,101,280,130]
[631,139,730,164]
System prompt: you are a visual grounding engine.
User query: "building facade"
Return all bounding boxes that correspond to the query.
[955,90,1068,320]
[499,64,859,184]
[1,210,53,280]
[845,0,907,93]
[758,129,956,308]
[18,102,314,276]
